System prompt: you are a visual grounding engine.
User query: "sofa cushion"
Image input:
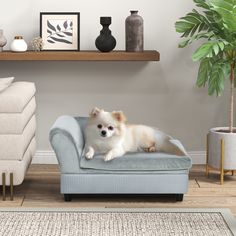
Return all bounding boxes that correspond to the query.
[0,82,36,113]
[80,152,192,171]
[0,97,36,134]
[0,77,14,92]
[0,115,36,160]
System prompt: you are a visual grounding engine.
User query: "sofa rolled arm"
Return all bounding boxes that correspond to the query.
[49,115,84,174]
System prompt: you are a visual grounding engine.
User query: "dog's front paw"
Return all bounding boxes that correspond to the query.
[103,153,114,162]
[143,146,157,153]
[85,152,94,160]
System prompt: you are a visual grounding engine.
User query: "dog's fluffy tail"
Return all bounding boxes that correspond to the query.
[154,130,188,156]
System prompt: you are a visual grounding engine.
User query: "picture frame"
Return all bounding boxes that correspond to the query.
[40,12,80,51]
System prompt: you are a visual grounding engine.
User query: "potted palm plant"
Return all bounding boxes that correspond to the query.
[175,0,236,183]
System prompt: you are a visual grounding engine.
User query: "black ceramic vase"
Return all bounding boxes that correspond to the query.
[126,10,143,52]
[95,17,116,52]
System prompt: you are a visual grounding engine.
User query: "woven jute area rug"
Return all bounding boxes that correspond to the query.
[0,208,235,236]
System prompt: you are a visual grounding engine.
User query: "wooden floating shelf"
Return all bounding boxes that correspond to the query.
[0,50,160,61]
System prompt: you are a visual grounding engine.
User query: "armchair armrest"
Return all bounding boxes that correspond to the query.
[49,115,84,174]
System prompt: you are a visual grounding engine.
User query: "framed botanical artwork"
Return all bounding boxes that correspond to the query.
[40,12,80,51]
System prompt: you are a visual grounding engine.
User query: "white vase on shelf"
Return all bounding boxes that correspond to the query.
[10,36,27,52]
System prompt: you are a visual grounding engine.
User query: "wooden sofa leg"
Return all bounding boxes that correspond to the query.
[176,194,184,202]
[10,173,14,201]
[64,194,72,202]
[2,173,6,201]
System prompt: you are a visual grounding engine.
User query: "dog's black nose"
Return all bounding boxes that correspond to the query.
[101,130,107,136]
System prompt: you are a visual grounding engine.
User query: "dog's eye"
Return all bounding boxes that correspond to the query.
[108,126,114,131]
[97,124,102,129]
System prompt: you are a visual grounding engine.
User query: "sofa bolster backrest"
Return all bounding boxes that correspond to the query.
[75,117,88,139]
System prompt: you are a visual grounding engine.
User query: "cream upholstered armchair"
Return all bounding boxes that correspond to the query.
[0,81,36,201]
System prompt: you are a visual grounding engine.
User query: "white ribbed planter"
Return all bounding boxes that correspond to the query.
[208,127,236,170]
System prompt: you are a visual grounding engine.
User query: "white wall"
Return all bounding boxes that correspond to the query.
[0,0,235,156]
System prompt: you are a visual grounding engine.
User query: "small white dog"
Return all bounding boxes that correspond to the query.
[84,108,185,162]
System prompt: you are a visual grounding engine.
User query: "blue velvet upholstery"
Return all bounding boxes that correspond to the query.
[80,153,191,171]
[49,116,192,196]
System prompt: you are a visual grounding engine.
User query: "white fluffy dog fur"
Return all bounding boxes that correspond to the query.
[85,107,185,162]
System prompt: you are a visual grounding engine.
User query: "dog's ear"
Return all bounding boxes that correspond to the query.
[112,111,127,123]
[90,107,102,117]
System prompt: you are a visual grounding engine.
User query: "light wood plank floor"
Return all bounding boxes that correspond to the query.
[1,164,236,217]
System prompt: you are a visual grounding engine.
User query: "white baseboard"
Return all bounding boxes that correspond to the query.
[32,150,206,165]
[32,150,58,164]
[188,151,206,164]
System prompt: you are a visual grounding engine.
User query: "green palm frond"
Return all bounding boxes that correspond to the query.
[209,0,236,32]
[175,0,236,97]
[178,32,214,48]
[193,0,210,10]
[192,41,227,61]
[208,62,227,96]
[175,10,210,38]
[196,58,212,87]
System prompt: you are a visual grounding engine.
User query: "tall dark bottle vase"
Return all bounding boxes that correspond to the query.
[95,17,116,52]
[126,10,143,52]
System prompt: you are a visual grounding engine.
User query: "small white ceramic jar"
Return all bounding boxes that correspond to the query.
[10,36,28,52]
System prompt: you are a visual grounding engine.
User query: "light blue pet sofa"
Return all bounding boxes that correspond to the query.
[50,116,192,202]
